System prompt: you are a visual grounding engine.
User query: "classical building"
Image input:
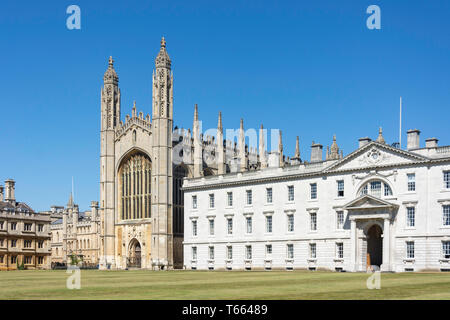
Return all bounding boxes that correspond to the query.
[0,179,51,270]
[182,128,450,272]
[44,195,100,266]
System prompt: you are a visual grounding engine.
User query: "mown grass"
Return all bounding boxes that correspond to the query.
[0,270,449,300]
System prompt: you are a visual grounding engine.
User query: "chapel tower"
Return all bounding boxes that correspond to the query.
[99,56,121,268]
[151,37,174,269]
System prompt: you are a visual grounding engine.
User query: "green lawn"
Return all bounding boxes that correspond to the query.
[0,270,449,300]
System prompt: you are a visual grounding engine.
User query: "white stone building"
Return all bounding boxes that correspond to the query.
[183,129,450,272]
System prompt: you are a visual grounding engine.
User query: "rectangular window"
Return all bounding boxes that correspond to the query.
[227,246,233,260]
[0,239,3,246]
[407,173,416,191]
[444,171,450,189]
[0,255,3,264]
[11,256,17,264]
[310,212,317,231]
[287,244,294,259]
[24,240,32,248]
[209,194,215,208]
[287,214,294,232]
[192,246,197,260]
[336,243,344,259]
[37,224,44,232]
[0,221,3,230]
[266,188,273,203]
[443,241,450,259]
[406,207,415,227]
[310,183,317,199]
[337,180,344,197]
[227,218,233,235]
[288,186,294,201]
[192,220,197,237]
[246,217,252,234]
[370,181,382,198]
[192,195,197,209]
[384,183,392,196]
[209,219,215,236]
[10,222,17,231]
[246,190,252,205]
[246,245,252,260]
[24,223,32,231]
[310,243,316,259]
[11,239,17,247]
[266,244,272,256]
[227,192,233,207]
[443,205,450,226]
[38,240,44,249]
[209,246,214,260]
[406,241,415,259]
[24,256,32,264]
[336,211,344,230]
[266,216,272,233]
[38,256,44,264]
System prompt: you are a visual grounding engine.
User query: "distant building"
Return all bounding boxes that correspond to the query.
[44,196,100,266]
[183,129,450,272]
[0,179,51,270]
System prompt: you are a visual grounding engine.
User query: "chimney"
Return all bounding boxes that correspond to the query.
[407,129,420,150]
[0,185,3,202]
[425,137,438,149]
[310,141,323,162]
[4,179,15,203]
[359,137,371,148]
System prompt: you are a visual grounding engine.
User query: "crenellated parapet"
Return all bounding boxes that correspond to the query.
[115,101,152,139]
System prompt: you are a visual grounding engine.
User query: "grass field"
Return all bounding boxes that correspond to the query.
[0,270,449,300]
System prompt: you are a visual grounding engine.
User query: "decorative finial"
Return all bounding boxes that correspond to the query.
[240,118,244,129]
[376,126,386,144]
[133,100,136,108]
[295,136,300,159]
[161,36,166,48]
[109,56,114,66]
[333,134,336,142]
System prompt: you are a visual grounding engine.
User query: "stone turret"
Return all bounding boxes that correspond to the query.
[376,127,386,144]
[259,124,267,169]
[326,135,341,160]
[291,136,301,164]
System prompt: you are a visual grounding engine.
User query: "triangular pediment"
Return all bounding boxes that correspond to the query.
[343,194,398,210]
[324,142,428,173]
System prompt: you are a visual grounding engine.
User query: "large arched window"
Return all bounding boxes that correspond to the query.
[358,180,393,198]
[119,152,151,220]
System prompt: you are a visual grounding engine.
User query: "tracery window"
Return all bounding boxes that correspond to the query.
[119,153,151,220]
[358,180,393,198]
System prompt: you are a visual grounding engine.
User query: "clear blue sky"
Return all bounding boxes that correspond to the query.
[1,0,449,211]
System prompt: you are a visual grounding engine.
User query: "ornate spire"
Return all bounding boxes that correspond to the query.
[278,130,284,167]
[103,56,118,85]
[217,111,222,132]
[290,136,301,163]
[376,127,386,144]
[327,134,340,160]
[67,192,74,208]
[259,124,267,168]
[155,36,171,69]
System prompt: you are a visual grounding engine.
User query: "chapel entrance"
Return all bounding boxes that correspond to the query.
[367,224,383,268]
[127,239,141,268]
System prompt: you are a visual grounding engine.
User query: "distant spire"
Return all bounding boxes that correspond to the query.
[376,127,386,144]
[295,136,300,159]
[161,36,166,48]
[67,192,74,208]
[278,130,284,167]
[108,56,114,66]
[259,124,267,168]
[194,104,198,122]
[103,56,118,84]
[217,111,223,132]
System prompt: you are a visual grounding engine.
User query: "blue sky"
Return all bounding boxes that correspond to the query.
[0,0,449,211]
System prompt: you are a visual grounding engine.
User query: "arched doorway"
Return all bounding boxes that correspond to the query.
[127,239,141,268]
[367,224,383,268]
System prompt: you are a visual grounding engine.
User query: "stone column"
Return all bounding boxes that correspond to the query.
[382,218,391,272]
[350,219,356,272]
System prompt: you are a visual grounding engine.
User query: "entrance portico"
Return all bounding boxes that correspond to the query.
[344,195,398,272]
